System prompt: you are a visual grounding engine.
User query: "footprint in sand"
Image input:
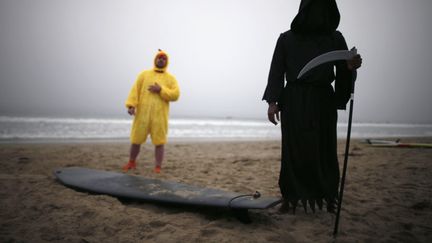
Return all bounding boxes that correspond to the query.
[200,228,219,237]
[149,220,167,228]
[410,201,431,211]
[17,157,30,163]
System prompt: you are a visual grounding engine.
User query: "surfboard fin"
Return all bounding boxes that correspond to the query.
[232,209,252,224]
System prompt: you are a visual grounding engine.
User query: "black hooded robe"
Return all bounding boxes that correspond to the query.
[263,0,354,211]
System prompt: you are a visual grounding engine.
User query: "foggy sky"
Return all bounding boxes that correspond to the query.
[1,0,431,123]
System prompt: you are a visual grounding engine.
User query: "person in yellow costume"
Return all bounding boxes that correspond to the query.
[122,49,180,173]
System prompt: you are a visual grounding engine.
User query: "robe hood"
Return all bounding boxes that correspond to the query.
[290,0,340,35]
[153,49,169,72]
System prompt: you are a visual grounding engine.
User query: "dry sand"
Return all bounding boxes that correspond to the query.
[1,138,431,242]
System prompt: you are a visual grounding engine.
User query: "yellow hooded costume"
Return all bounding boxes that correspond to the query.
[126,50,180,145]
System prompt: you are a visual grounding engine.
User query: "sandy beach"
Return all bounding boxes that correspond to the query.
[1,138,431,242]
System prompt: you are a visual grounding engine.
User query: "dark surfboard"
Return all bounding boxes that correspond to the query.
[53,167,282,209]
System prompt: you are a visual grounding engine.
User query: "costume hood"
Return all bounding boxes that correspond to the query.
[153,49,169,72]
[290,0,340,35]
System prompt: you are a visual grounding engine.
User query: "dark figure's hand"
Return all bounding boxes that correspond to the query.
[148,83,161,93]
[128,107,135,116]
[347,54,362,70]
[267,103,280,125]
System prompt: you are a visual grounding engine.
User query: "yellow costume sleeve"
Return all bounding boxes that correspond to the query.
[125,73,143,108]
[160,76,180,102]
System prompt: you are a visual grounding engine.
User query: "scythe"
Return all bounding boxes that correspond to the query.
[297,47,358,236]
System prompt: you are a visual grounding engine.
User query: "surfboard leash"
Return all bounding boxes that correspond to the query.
[228,191,261,208]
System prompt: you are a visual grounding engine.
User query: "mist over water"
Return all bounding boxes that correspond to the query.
[1,116,431,142]
[1,1,432,123]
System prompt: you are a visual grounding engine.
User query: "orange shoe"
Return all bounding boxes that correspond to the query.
[122,161,136,172]
[153,165,161,174]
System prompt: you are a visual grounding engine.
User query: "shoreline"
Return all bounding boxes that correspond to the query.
[1,136,431,145]
[0,137,281,145]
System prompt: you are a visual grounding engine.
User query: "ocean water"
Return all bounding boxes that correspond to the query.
[0,116,431,142]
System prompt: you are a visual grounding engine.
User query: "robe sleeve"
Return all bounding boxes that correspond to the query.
[125,73,143,108]
[263,34,286,104]
[334,31,354,110]
[160,76,180,102]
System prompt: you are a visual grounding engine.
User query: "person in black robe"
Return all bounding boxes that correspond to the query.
[263,0,362,213]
